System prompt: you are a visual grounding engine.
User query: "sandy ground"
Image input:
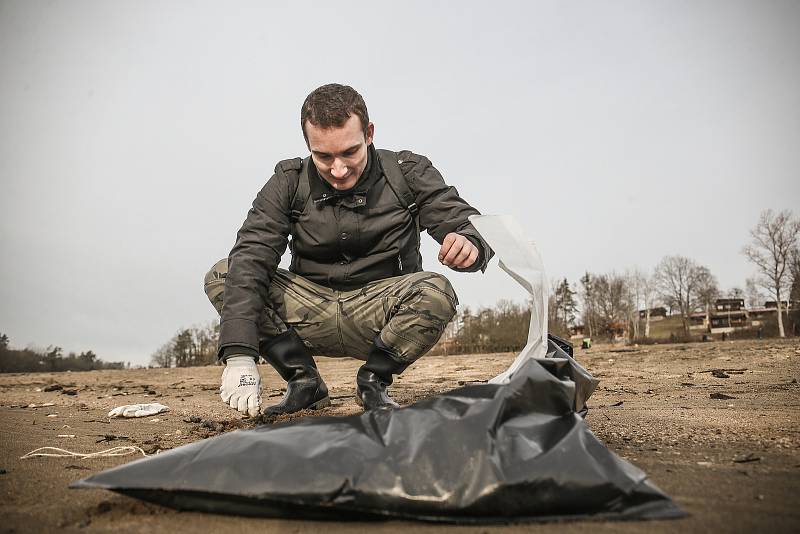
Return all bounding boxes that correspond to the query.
[1,338,798,534]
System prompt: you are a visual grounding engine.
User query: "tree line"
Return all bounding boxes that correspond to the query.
[150,323,219,368]
[439,209,800,353]
[548,210,799,341]
[0,333,125,373]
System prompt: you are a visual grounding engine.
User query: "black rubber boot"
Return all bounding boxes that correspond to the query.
[356,337,410,410]
[261,329,330,418]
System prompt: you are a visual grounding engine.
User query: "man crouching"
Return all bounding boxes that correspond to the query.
[204,83,492,417]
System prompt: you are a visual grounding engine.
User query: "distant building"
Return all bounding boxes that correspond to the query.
[692,298,762,334]
[747,306,774,326]
[764,300,791,310]
[638,307,667,321]
[715,298,745,312]
[689,312,708,331]
[709,310,748,333]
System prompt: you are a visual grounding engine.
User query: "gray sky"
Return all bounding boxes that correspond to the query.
[1,0,798,365]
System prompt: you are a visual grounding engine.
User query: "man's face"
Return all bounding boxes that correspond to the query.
[305,114,374,191]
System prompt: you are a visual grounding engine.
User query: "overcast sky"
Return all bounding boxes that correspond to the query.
[1,0,798,365]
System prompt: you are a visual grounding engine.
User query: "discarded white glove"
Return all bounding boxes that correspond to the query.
[108,403,170,418]
[220,355,261,417]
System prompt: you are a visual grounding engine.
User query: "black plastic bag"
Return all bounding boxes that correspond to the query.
[72,338,684,523]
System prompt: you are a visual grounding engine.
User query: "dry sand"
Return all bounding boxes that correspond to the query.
[1,338,798,533]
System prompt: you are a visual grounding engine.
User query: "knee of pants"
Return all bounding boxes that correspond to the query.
[383,272,458,361]
[204,258,228,314]
[412,272,458,325]
[404,271,458,323]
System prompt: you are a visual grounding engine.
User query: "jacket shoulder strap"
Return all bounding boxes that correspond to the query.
[377,149,419,220]
[282,157,309,223]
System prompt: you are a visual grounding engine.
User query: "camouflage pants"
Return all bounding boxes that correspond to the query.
[204,259,458,363]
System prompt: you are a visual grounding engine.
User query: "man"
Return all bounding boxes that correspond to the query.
[204,84,492,417]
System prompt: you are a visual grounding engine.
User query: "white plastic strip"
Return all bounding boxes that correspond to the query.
[20,446,149,460]
[468,215,549,384]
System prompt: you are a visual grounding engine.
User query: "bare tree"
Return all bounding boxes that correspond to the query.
[696,268,720,327]
[641,272,657,339]
[745,277,765,308]
[790,248,800,303]
[727,287,745,299]
[626,270,643,340]
[742,209,800,338]
[591,272,633,340]
[150,322,221,368]
[627,268,657,340]
[150,341,174,368]
[578,272,597,338]
[653,255,717,336]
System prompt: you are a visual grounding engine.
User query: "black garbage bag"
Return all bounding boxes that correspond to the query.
[543,333,599,416]
[72,339,684,523]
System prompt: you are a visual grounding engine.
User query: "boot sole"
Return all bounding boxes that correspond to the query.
[354,389,398,410]
[262,395,331,418]
[309,396,331,410]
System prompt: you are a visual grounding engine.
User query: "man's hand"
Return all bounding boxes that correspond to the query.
[220,355,261,417]
[438,232,479,269]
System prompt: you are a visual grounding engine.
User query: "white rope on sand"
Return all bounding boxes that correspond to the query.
[20,446,149,460]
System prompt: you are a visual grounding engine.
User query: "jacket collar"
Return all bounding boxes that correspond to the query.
[309,144,378,206]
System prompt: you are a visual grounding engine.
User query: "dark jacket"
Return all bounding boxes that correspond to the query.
[218,146,493,356]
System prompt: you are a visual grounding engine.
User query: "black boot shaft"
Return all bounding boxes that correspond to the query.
[260,329,330,418]
[261,329,318,382]
[357,337,409,410]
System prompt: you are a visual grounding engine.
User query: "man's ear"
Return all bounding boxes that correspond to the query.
[365,122,374,145]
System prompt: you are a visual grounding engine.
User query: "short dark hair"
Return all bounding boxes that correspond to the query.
[300,84,370,142]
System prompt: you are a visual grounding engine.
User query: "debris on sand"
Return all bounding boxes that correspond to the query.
[710,392,737,400]
[27,402,56,408]
[95,434,131,444]
[191,418,247,435]
[141,444,161,455]
[457,380,487,386]
[609,348,644,354]
[43,384,64,392]
[108,403,169,418]
[702,368,747,375]
[733,453,761,463]
[711,369,730,379]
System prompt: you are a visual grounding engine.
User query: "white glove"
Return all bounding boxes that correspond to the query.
[220,355,261,417]
[108,403,170,418]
